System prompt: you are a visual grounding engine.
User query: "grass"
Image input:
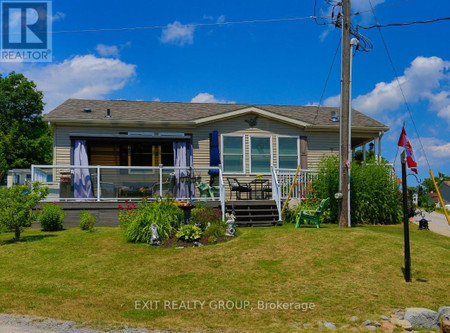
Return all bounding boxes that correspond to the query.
[435,207,450,215]
[0,224,449,332]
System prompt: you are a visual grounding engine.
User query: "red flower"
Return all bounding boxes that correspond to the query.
[118,204,124,210]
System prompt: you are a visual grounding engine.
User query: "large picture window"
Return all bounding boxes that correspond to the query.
[277,137,299,169]
[222,135,245,173]
[250,136,272,174]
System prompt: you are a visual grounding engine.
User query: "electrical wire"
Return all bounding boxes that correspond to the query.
[313,37,342,125]
[359,17,450,29]
[367,0,432,170]
[42,16,329,35]
[352,0,416,16]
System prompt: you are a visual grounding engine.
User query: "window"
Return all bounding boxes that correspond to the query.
[277,137,299,169]
[222,135,245,173]
[250,136,272,174]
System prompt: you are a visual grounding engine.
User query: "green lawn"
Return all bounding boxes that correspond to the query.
[0,224,449,332]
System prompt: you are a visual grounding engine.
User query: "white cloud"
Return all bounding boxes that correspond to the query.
[411,137,450,168]
[23,55,136,112]
[352,0,385,12]
[216,15,226,24]
[191,93,235,104]
[323,94,340,107]
[52,12,66,22]
[352,56,450,123]
[96,44,120,57]
[160,21,195,46]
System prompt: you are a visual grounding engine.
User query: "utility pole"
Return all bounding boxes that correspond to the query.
[339,0,351,228]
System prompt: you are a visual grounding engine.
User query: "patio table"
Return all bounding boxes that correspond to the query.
[249,179,269,200]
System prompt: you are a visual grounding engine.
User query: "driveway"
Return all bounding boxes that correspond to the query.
[413,211,450,237]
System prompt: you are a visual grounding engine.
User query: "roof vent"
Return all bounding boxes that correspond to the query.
[330,111,339,122]
[106,108,111,118]
[83,107,91,113]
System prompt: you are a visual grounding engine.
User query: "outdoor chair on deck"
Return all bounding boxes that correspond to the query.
[227,178,252,200]
[295,197,330,228]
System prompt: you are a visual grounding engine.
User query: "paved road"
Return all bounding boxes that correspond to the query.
[413,211,450,237]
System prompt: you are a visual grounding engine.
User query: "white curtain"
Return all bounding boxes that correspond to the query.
[173,142,187,198]
[74,140,94,199]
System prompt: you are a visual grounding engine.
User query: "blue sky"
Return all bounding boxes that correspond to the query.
[1,0,449,182]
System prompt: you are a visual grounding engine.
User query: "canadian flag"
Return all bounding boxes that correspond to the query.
[397,126,418,174]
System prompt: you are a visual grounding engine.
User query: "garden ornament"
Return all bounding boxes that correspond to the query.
[150,223,161,246]
[225,213,236,237]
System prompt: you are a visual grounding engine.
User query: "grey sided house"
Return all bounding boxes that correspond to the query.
[36,98,389,223]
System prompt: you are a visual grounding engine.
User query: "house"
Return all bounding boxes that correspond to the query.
[35,99,389,223]
[437,181,450,207]
[6,169,32,188]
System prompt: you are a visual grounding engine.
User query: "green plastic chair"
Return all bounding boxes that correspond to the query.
[295,197,330,228]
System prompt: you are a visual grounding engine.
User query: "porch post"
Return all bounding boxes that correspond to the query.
[362,144,366,161]
[159,164,163,198]
[97,166,101,202]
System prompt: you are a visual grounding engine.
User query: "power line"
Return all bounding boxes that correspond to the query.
[313,37,342,124]
[352,0,416,16]
[367,0,431,170]
[46,16,329,35]
[359,17,450,29]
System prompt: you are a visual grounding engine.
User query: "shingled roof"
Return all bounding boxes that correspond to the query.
[45,99,388,130]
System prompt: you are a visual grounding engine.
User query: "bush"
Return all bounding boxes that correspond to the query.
[283,198,320,224]
[191,206,222,230]
[0,183,48,240]
[38,203,64,231]
[314,155,402,225]
[176,224,203,242]
[119,199,183,243]
[203,222,227,244]
[79,211,96,231]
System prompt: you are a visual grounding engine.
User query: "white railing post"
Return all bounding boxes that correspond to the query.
[31,165,35,183]
[159,164,163,198]
[219,165,226,221]
[97,166,101,202]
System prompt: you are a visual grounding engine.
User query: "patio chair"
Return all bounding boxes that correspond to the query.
[227,178,252,200]
[262,182,272,199]
[295,197,330,228]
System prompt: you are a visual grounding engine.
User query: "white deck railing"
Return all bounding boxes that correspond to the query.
[31,165,225,218]
[271,167,319,220]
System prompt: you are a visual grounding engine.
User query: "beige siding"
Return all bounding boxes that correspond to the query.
[52,116,341,196]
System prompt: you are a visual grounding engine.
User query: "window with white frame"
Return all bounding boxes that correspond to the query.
[277,136,299,169]
[250,136,272,174]
[222,135,245,173]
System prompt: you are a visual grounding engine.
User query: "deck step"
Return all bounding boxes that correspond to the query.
[225,200,280,227]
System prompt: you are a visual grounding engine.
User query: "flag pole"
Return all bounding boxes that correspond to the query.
[401,151,411,282]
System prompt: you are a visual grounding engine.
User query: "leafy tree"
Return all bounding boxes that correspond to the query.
[0,183,48,240]
[421,172,449,193]
[314,155,402,225]
[0,72,52,182]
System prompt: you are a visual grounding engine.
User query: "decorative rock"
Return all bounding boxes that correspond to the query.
[381,315,389,321]
[381,321,395,332]
[323,321,336,330]
[373,321,381,327]
[350,316,359,322]
[316,321,323,327]
[442,320,450,333]
[363,320,372,326]
[439,307,450,321]
[390,317,413,331]
[404,308,440,330]
[194,241,204,247]
[366,325,377,330]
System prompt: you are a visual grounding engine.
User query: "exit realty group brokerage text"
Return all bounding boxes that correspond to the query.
[135,300,316,312]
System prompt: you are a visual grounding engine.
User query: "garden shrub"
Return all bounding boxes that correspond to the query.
[203,222,227,244]
[0,183,48,240]
[176,224,203,242]
[283,198,320,224]
[314,155,402,224]
[79,211,96,231]
[191,206,222,230]
[38,203,65,231]
[119,199,183,243]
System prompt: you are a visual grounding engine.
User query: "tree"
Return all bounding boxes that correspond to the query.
[0,72,52,182]
[421,172,449,193]
[0,183,48,240]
